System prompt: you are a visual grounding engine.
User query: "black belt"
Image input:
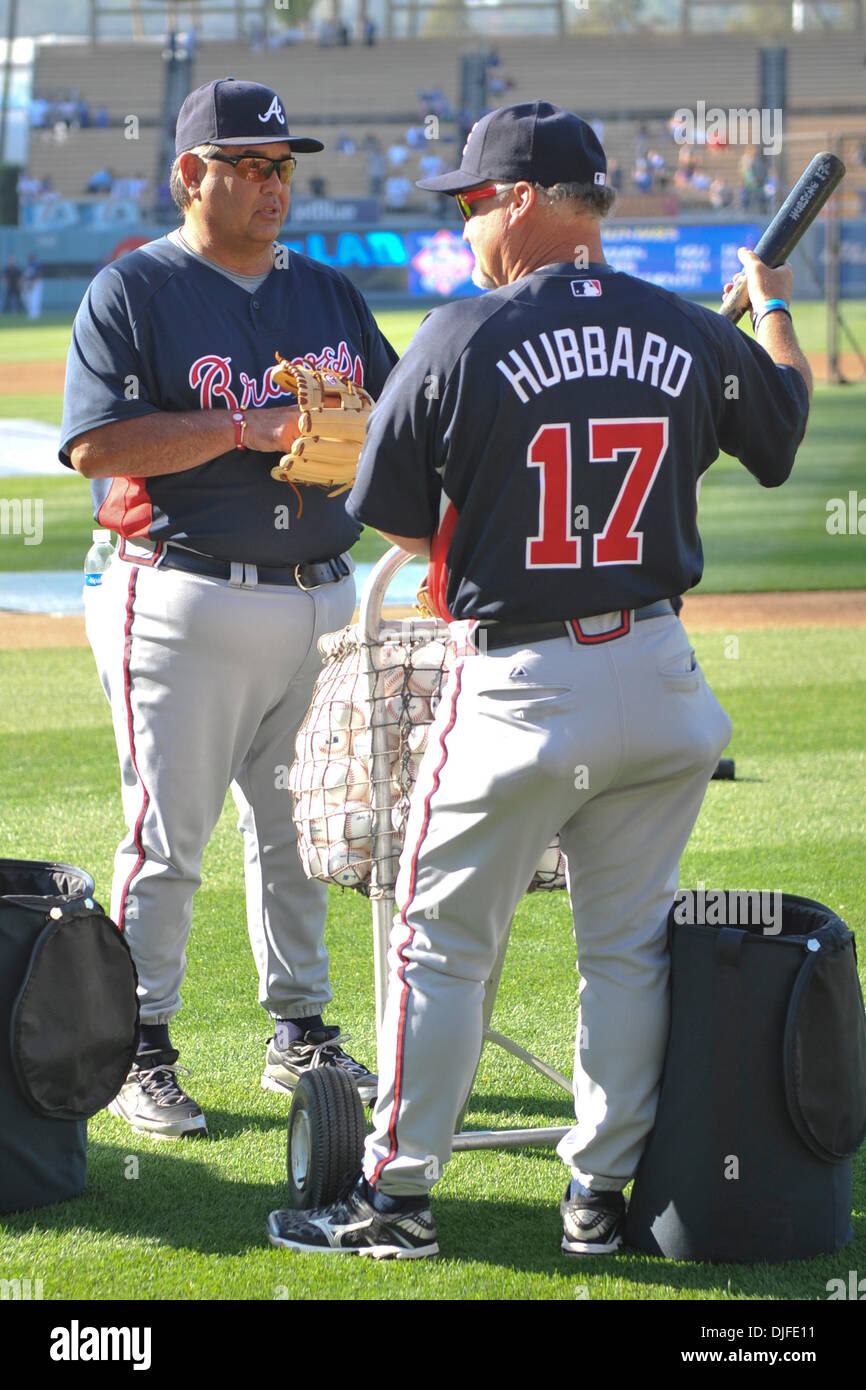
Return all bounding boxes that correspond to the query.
[476,600,675,651]
[120,539,350,590]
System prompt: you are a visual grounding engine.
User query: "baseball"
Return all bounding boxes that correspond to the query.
[291,757,320,796]
[309,727,351,759]
[406,664,442,698]
[406,723,430,754]
[385,693,430,725]
[326,698,366,731]
[344,806,373,846]
[305,815,329,846]
[321,756,369,805]
[375,639,408,669]
[303,842,326,880]
[327,847,371,888]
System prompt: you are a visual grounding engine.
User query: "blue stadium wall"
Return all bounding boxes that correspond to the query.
[1,216,862,314]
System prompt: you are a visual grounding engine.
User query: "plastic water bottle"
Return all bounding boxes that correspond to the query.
[83,529,115,588]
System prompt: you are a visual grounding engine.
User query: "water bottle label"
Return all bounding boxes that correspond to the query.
[84,574,103,587]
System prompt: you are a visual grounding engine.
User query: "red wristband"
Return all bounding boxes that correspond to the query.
[231,410,247,451]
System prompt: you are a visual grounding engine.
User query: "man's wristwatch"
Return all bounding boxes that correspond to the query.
[231,410,248,451]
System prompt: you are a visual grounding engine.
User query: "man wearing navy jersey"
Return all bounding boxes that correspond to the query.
[60,79,397,1138]
[267,102,810,1258]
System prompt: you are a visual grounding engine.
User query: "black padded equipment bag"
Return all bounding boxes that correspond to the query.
[625,894,866,1262]
[0,859,139,1212]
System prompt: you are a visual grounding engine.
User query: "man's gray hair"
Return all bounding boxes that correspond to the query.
[170,143,223,214]
[535,181,617,218]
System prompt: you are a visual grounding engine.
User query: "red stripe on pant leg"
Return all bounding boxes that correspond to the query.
[371,661,465,1187]
[116,567,151,933]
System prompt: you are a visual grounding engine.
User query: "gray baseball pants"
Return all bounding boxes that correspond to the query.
[363,611,732,1195]
[85,548,355,1024]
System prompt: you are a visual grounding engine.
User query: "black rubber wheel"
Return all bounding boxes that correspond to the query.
[286,1068,366,1210]
[712,757,736,781]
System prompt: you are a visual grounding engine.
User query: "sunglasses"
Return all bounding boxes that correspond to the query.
[456,184,510,221]
[206,153,298,185]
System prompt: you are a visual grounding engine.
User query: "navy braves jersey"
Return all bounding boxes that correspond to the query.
[347,262,809,622]
[60,237,398,566]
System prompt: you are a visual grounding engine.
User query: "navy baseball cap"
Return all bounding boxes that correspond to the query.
[175,78,324,155]
[416,100,606,193]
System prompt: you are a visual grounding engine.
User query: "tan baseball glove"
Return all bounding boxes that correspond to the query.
[270,356,374,500]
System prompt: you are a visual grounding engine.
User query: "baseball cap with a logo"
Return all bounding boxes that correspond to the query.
[174,78,324,155]
[416,100,606,193]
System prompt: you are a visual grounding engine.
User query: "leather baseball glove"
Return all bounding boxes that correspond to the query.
[270,356,374,500]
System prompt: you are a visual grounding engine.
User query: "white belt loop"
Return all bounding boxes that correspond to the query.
[229,561,244,588]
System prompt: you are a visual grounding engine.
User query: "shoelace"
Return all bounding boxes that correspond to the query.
[136,1063,195,1108]
[301,1033,368,1077]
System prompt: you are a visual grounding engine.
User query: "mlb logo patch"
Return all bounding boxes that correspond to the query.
[571,279,602,297]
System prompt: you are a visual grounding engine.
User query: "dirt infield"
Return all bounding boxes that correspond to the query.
[2,590,863,649]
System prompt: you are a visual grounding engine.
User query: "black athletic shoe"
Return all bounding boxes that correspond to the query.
[560,1185,625,1255]
[107,1049,208,1139]
[261,1025,377,1105]
[267,1181,439,1260]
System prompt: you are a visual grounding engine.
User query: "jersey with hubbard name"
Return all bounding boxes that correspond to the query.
[60,237,398,566]
[348,262,809,622]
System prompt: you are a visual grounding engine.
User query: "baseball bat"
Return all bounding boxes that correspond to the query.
[719,151,846,323]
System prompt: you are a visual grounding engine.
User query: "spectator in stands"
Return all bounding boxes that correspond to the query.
[387,142,409,167]
[739,146,768,212]
[85,167,114,195]
[335,132,356,156]
[632,156,653,193]
[17,172,42,204]
[607,157,622,192]
[112,173,149,203]
[23,253,43,320]
[94,105,109,128]
[418,151,444,182]
[674,147,698,186]
[363,20,376,45]
[2,258,25,314]
[709,177,733,210]
[309,176,328,199]
[337,21,350,45]
[647,149,669,188]
[384,175,412,211]
[366,145,386,199]
[29,98,50,128]
[418,152,449,219]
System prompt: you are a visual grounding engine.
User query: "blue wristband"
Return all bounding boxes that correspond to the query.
[751,299,791,333]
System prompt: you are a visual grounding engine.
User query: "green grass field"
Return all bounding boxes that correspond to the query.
[0,303,864,1317]
[1,307,866,590]
[0,629,862,1306]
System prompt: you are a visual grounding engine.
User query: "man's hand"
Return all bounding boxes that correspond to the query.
[722,248,794,316]
[68,406,301,479]
[243,405,301,454]
[722,248,811,402]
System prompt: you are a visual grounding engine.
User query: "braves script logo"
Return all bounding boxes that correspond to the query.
[189,342,363,409]
[258,96,285,125]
